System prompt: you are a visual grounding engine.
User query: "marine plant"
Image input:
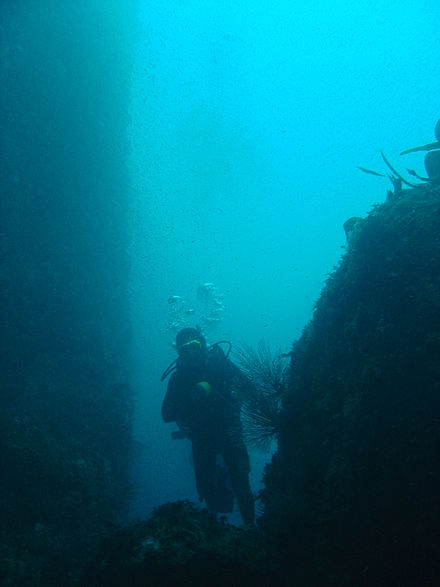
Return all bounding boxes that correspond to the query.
[234,341,289,450]
[359,118,440,191]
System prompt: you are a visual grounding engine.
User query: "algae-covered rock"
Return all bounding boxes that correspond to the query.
[81,501,283,586]
[262,185,440,585]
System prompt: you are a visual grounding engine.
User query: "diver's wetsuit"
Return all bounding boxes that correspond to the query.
[162,346,255,525]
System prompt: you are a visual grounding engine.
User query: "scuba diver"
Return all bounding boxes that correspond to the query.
[161,327,255,525]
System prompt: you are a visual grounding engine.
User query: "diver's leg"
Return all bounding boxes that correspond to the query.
[192,442,217,510]
[222,433,255,525]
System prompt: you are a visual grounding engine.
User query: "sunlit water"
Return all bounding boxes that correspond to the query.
[127,0,439,520]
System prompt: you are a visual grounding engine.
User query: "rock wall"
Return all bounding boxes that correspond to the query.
[262,186,440,585]
[0,3,136,583]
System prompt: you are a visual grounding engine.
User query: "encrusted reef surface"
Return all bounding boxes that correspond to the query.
[261,185,440,585]
[80,501,283,586]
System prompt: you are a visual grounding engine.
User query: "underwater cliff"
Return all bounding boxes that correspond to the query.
[2,3,439,583]
[0,3,136,584]
[81,183,440,586]
[262,183,440,585]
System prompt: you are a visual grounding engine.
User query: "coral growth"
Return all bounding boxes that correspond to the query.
[234,341,288,450]
[80,501,283,586]
[261,183,440,585]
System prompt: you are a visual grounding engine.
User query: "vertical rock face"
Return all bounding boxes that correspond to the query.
[0,2,136,582]
[262,186,440,585]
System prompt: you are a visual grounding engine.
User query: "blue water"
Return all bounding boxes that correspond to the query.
[125,0,439,519]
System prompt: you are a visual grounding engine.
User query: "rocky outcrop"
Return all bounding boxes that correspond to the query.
[80,501,283,587]
[262,185,440,585]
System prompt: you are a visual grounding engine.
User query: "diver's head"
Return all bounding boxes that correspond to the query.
[176,327,207,364]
